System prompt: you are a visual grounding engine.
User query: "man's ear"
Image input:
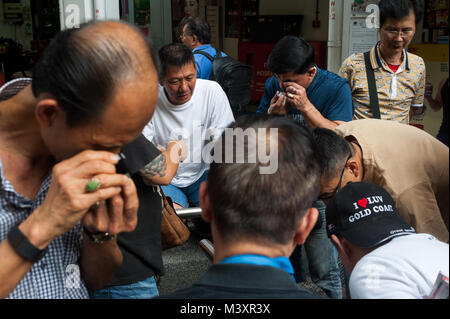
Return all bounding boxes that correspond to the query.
[347,158,363,181]
[307,66,317,78]
[34,98,60,127]
[199,181,212,223]
[294,207,319,245]
[192,34,199,45]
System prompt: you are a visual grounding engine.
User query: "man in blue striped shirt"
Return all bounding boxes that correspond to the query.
[0,21,160,299]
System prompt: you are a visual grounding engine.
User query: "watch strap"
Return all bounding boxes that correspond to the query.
[7,224,48,262]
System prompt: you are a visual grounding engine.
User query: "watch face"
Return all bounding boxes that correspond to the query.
[92,233,116,244]
[83,227,116,244]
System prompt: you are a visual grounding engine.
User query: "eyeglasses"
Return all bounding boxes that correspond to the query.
[318,153,352,201]
[382,28,414,37]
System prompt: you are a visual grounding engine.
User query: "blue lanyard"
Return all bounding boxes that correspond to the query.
[220,254,296,282]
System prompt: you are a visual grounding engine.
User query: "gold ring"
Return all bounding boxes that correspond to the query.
[287,93,295,99]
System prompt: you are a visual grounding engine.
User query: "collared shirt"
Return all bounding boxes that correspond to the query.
[193,44,227,80]
[0,159,88,299]
[256,68,354,125]
[339,42,426,124]
[220,254,296,282]
[335,119,449,243]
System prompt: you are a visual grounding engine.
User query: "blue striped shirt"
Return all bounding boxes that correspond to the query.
[0,159,88,299]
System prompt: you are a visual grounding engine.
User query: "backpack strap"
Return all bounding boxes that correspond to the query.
[193,49,218,81]
[193,50,214,62]
[364,51,381,119]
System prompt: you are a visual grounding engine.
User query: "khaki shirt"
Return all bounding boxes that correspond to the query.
[339,43,425,124]
[335,119,449,242]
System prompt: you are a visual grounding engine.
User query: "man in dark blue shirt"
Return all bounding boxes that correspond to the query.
[258,71,354,127]
[256,36,354,299]
[257,36,354,130]
[158,116,325,299]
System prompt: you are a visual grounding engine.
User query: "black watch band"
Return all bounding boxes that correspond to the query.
[7,225,48,262]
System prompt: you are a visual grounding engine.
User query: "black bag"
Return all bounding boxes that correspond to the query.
[195,48,253,117]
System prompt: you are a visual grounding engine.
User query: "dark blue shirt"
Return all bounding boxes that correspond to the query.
[257,68,354,124]
[193,44,227,80]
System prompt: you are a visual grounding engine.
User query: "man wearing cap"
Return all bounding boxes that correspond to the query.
[326,182,449,299]
[314,119,449,243]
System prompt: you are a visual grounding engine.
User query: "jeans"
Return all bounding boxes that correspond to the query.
[89,276,159,299]
[303,200,343,299]
[162,170,209,208]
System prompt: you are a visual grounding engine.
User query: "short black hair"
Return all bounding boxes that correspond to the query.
[379,0,424,27]
[267,36,315,75]
[32,21,159,127]
[158,43,196,79]
[313,128,354,182]
[181,16,211,44]
[207,115,322,246]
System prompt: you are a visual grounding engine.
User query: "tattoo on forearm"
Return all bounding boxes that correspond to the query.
[143,154,167,178]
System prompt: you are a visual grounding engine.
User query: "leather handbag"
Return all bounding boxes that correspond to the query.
[158,187,190,249]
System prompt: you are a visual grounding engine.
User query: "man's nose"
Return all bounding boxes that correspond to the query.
[179,80,189,92]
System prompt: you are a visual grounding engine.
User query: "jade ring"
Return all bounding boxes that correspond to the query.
[86,179,101,192]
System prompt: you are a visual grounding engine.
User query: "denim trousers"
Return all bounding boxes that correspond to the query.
[303,200,343,299]
[89,276,159,299]
[161,170,209,208]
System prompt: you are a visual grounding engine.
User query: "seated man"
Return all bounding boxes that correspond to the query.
[326,182,449,299]
[158,115,325,299]
[0,21,159,298]
[143,43,234,234]
[314,119,449,243]
[179,16,227,80]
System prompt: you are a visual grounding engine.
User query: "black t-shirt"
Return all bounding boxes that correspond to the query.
[109,135,164,285]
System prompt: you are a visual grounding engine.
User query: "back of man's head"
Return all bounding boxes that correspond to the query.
[181,16,211,45]
[207,115,321,246]
[267,36,315,75]
[313,127,353,183]
[32,21,160,127]
[159,43,196,80]
[379,0,424,27]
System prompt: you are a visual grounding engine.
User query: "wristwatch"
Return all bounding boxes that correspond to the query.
[83,227,116,244]
[7,225,48,262]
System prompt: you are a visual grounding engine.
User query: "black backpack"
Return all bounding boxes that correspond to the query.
[194,48,253,117]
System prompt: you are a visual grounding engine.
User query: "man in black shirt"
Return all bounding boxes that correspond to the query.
[89,135,185,299]
[159,116,326,299]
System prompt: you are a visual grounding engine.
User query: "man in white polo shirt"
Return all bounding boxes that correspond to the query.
[143,43,234,235]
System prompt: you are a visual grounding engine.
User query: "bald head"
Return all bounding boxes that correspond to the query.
[32,21,160,127]
[77,21,157,77]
